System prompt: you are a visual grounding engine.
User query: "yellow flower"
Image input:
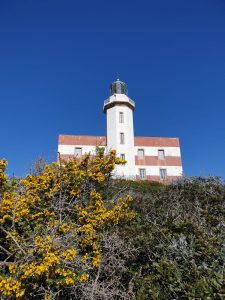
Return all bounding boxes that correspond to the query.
[92,253,101,267]
[65,277,75,285]
[60,248,77,261]
[77,273,89,282]
[0,277,25,298]
[58,223,71,233]
[0,150,136,298]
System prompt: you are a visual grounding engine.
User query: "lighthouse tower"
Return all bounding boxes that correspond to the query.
[103,79,136,178]
[58,79,183,182]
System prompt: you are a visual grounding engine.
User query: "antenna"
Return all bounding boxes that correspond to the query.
[116,72,120,81]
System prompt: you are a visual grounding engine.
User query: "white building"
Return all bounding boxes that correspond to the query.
[58,79,182,182]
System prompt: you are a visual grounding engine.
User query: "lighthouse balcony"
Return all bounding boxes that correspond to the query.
[103,94,135,112]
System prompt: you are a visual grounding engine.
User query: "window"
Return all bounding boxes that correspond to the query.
[139,168,146,179]
[160,169,167,180]
[158,149,165,160]
[137,149,144,160]
[120,153,125,160]
[74,147,82,157]
[120,133,125,144]
[119,112,124,123]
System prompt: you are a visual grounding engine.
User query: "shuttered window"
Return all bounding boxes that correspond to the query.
[138,149,144,160]
[158,149,165,160]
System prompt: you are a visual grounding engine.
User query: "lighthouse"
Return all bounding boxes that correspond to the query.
[58,79,183,182]
[103,79,136,178]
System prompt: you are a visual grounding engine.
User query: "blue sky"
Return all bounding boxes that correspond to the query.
[0,0,225,178]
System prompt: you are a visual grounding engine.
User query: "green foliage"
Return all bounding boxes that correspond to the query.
[115,178,163,193]
[1,156,225,300]
[117,177,225,299]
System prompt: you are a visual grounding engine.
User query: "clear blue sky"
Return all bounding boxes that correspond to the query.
[0,0,225,178]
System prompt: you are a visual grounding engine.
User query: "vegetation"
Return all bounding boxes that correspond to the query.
[121,177,225,299]
[0,153,225,299]
[0,151,135,299]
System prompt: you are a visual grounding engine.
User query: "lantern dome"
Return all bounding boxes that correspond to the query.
[110,79,128,95]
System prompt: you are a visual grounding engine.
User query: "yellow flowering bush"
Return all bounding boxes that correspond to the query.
[0,159,8,193]
[0,149,135,299]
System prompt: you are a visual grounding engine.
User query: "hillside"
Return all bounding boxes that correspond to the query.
[0,155,225,299]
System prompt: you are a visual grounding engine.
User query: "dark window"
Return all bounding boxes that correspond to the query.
[120,154,125,160]
[120,133,125,144]
[119,112,124,123]
[139,168,146,179]
[160,169,167,180]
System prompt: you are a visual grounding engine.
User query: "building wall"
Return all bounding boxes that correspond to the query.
[58,135,106,146]
[58,144,97,157]
[58,135,182,182]
[134,137,182,181]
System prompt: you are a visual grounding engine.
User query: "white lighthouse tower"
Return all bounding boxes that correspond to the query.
[58,79,183,182]
[103,79,136,178]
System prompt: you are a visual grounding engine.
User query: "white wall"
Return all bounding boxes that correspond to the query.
[58,144,97,155]
[58,144,182,178]
[135,166,183,177]
[106,102,136,177]
[134,146,181,157]
[58,145,181,159]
